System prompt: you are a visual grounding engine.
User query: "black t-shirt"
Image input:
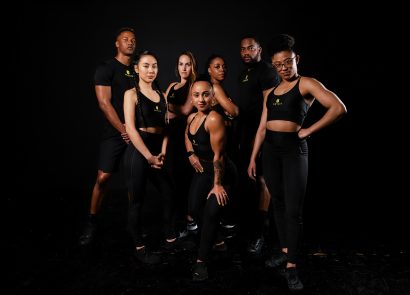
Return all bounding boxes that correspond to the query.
[94,58,135,138]
[235,60,279,127]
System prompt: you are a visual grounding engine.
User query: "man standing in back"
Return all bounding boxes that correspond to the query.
[233,35,279,254]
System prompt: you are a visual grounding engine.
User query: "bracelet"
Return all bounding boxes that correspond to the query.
[187,151,195,157]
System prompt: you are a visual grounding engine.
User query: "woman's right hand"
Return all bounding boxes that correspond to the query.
[248,160,257,181]
[188,154,204,173]
[148,155,164,169]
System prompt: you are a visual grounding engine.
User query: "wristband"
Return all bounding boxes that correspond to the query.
[187,151,195,157]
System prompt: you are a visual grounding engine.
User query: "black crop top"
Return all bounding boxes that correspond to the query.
[188,114,214,161]
[167,82,189,106]
[136,90,167,128]
[266,78,308,125]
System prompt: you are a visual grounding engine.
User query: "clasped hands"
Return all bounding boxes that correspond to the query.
[148,153,165,169]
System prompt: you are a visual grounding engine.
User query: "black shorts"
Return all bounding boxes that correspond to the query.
[98,136,128,173]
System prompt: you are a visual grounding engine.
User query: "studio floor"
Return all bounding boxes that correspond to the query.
[11,189,410,295]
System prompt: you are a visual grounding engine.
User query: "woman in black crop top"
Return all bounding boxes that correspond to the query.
[185,80,236,282]
[205,54,239,232]
[163,51,198,237]
[247,34,347,291]
[123,51,176,264]
[205,54,239,123]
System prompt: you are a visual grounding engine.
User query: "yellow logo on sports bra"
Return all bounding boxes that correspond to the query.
[272,98,282,106]
[242,74,249,82]
[154,105,162,112]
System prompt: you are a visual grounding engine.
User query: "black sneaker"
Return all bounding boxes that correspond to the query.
[163,238,196,253]
[220,221,236,229]
[192,262,208,281]
[279,267,304,292]
[247,236,264,255]
[135,247,161,265]
[79,221,97,246]
[265,251,288,268]
[187,221,198,231]
[212,241,228,252]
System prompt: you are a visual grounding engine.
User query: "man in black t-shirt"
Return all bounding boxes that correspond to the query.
[79,27,136,246]
[233,35,279,254]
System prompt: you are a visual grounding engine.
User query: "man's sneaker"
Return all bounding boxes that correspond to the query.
[135,247,161,265]
[79,221,97,246]
[265,251,288,268]
[220,221,236,229]
[212,241,228,252]
[178,229,189,238]
[247,236,264,255]
[192,262,208,281]
[162,238,196,253]
[187,221,198,232]
[279,267,304,292]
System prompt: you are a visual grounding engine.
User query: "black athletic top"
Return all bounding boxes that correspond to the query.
[188,114,214,161]
[136,90,167,128]
[266,78,308,126]
[94,58,135,138]
[236,61,279,125]
[167,82,189,106]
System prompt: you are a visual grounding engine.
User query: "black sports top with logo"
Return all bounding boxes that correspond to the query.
[266,77,309,126]
[167,83,189,107]
[188,114,214,161]
[136,90,167,128]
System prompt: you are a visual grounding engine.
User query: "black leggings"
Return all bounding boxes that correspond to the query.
[188,158,237,261]
[124,131,175,247]
[165,117,193,226]
[262,130,308,264]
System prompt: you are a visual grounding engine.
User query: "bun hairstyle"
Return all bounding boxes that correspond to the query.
[268,34,296,56]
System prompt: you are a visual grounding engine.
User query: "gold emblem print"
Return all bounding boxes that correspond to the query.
[273,98,282,106]
[125,69,134,78]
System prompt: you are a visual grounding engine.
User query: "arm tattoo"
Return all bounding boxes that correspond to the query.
[213,159,224,185]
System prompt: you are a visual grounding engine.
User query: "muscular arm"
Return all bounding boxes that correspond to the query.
[213,84,239,117]
[248,87,272,180]
[95,85,126,134]
[207,112,226,185]
[207,111,228,205]
[299,77,347,138]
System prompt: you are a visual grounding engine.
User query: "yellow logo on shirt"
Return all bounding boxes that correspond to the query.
[125,70,134,78]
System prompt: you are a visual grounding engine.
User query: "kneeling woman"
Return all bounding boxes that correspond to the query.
[185,80,236,281]
[123,51,176,264]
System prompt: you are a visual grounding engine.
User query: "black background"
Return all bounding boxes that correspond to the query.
[14,1,405,248]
